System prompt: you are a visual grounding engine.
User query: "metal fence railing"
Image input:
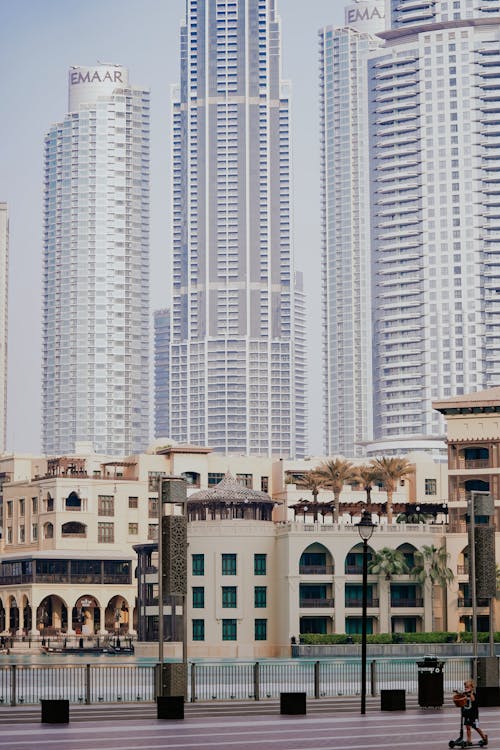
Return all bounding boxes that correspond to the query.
[0,658,473,706]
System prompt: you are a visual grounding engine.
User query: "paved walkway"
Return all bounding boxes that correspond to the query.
[0,704,498,749]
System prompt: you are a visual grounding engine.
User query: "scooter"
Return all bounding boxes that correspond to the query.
[448,711,487,748]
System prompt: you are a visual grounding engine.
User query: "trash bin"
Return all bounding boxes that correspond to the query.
[417,656,444,707]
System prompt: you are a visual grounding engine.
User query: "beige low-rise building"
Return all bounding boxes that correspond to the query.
[0,441,465,655]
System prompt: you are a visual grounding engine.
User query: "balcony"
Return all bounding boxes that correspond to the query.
[458,598,490,608]
[390,598,423,608]
[299,598,335,608]
[345,598,379,608]
[457,565,469,575]
[299,565,334,575]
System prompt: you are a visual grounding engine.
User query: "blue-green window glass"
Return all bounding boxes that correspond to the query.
[222,619,237,641]
[254,586,267,608]
[222,586,237,608]
[254,619,267,641]
[222,553,237,575]
[192,554,204,576]
[254,553,266,575]
[192,586,204,608]
[192,619,205,641]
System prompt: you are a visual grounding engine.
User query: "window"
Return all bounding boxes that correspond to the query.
[148,471,166,492]
[222,553,237,575]
[236,473,252,488]
[98,495,114,516]
[32,497,38,514]
[7,527,12,543]
[261,476,269,492]
[254,554,266,575]
[222,586,237,608]
[98,522,114,543]
[208,472,224,486]
[128,496,138,509]
[19,499,25,517]
[192,586,205,608]
[128,523,138,535]
[19,525,25,543]
[254,619,267,641]
[254,586,267,608]
[222,619,237,641]
[6,501,12,519]
[192,619,205,641]
[425,478,437,496]
[148,498,158,518]
[148,524,158,541]
[32,523,38,541]
[192,554,204,576]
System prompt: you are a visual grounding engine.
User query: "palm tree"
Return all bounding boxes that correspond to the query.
[396,511,430,524]
[411,544,454,631]
[369,547,409,633]
[369,547,409,580]
[369,456,414,524]
[313,458,356,523]
[293,471,325,521]
[354,465,379,509]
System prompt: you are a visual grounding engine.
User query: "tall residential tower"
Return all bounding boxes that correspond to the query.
[320,1,385,456]
[167,0,307,457]
[42,65,150,456]
[370,0,500,450]
[0,203,8,454]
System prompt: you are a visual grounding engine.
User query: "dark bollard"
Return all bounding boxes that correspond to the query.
[381,689,406,711]
[41,699,70,723]
[280,692,306,715]
[79,638,84,649]
[156,696,184,720]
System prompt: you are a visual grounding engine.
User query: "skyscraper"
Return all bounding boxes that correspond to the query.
[369,0,500,450]
[0,203,8,454]
[322,0,500,455]
[154,308,170,439]
[320,2,385,456]
[167,0,307,457]
[42,65,150,456]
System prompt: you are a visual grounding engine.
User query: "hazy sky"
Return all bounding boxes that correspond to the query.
[0,0,345,456]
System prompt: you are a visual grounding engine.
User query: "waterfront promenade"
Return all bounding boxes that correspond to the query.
[0,699,498,750]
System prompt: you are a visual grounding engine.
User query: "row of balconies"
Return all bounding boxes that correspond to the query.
[299,598,420,608]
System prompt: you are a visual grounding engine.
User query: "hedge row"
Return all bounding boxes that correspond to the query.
[298,632,500,645]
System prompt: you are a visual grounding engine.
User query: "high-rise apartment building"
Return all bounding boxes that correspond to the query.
[154,308,170,440]
[320,1,385,456]
[370,0,500,449]
[323,0,500,455]
[42,65,150,456]
[167,0,307,457]
[0,203,8,454]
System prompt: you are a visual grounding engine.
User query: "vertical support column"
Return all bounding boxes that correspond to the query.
[370,660,377,697]
[191,662,196,703]
[253,662,260,701]
[11,665,16,707]
[314,661,320,699]
[85,664,91,704]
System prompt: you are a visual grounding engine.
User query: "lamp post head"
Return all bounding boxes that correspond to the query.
[357,509,375,541]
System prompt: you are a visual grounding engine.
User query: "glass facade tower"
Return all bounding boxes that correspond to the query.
[168,0,307,457]
[0,203,7,454]
[320,2,385,456]
[42,65,150,456]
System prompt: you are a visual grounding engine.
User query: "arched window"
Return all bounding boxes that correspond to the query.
[65,491,81,510]
[61,522,87,537]
[44,522,54,539]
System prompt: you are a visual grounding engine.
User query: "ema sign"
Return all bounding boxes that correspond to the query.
[70,69,124,85]
[345,2,385,29]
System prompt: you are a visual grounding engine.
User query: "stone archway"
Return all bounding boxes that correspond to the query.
[105,595,130,634]
[21,594,31,634]
[72,595,101,635]
[37,595,68,634]
[8,596,19,635]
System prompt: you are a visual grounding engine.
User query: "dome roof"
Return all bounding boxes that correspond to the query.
[188,472,272,505]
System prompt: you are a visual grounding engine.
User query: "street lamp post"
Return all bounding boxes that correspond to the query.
[357,509,375,715]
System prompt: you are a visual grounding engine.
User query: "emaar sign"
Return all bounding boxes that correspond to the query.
[68,65,129,111]
[345,1,385,33]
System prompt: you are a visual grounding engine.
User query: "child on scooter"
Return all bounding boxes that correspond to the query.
[462,679,488,746]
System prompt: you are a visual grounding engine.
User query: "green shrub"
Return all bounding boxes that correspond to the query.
[298,632,460,645]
